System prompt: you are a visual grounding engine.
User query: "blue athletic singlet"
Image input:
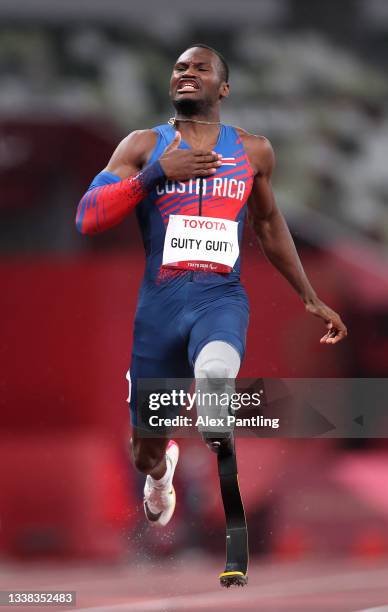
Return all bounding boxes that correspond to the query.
[128,123,254,426]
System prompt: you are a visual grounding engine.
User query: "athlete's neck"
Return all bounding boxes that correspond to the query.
[174,105,221,123]
[174,115,221,149]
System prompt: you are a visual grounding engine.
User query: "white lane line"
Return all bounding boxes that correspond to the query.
[354,607,388,612]
[76,567,388,611]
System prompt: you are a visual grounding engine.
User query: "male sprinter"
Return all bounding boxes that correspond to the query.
[76,43,347,571]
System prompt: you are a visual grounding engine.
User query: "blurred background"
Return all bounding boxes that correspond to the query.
[1,0,388,607]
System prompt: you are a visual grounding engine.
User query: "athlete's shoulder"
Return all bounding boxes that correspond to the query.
[233,126,274,176]
[105,128,161,177]
[233,126,273,151]
[121,123,173,147]
[122,128,158,150]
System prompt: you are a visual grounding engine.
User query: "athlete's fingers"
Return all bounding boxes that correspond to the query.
[320,330,346,344]
[306,301,347,346]
[320,329,347,344]
[194,167,218,176]
[194,156,222,166]
[193,149,219,156]
[195,160,223,170]
[163,130,181,153]
[320,320,347,344]
[320,328,335,343]
[193,150,223,160]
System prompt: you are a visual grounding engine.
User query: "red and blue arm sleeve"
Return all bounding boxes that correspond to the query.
[75,161,165,235]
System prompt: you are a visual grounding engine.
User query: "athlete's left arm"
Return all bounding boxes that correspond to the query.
[246,136,347,345]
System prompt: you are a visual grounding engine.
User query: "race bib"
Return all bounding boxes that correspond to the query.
[162,214,239,274]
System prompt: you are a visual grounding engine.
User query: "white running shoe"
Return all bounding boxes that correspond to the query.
[143,440,179,527]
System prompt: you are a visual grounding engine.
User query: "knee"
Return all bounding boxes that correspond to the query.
[194,341,240,381]
[195,359,230,381]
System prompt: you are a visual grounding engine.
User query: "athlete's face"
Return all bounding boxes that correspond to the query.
[169,47,229,114]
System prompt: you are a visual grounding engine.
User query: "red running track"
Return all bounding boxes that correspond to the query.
[1,556,388,612]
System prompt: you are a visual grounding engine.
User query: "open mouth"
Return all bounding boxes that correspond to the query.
[176,79,200,93]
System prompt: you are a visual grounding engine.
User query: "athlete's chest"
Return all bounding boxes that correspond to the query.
[152,141,254,223]
[155,175,247,200]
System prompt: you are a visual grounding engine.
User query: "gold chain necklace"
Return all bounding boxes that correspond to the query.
[168,117,221,127]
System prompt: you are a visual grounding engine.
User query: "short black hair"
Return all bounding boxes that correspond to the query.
[184,43,229,83]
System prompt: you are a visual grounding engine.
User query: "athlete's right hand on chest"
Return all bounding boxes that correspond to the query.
[159,131,222,180]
